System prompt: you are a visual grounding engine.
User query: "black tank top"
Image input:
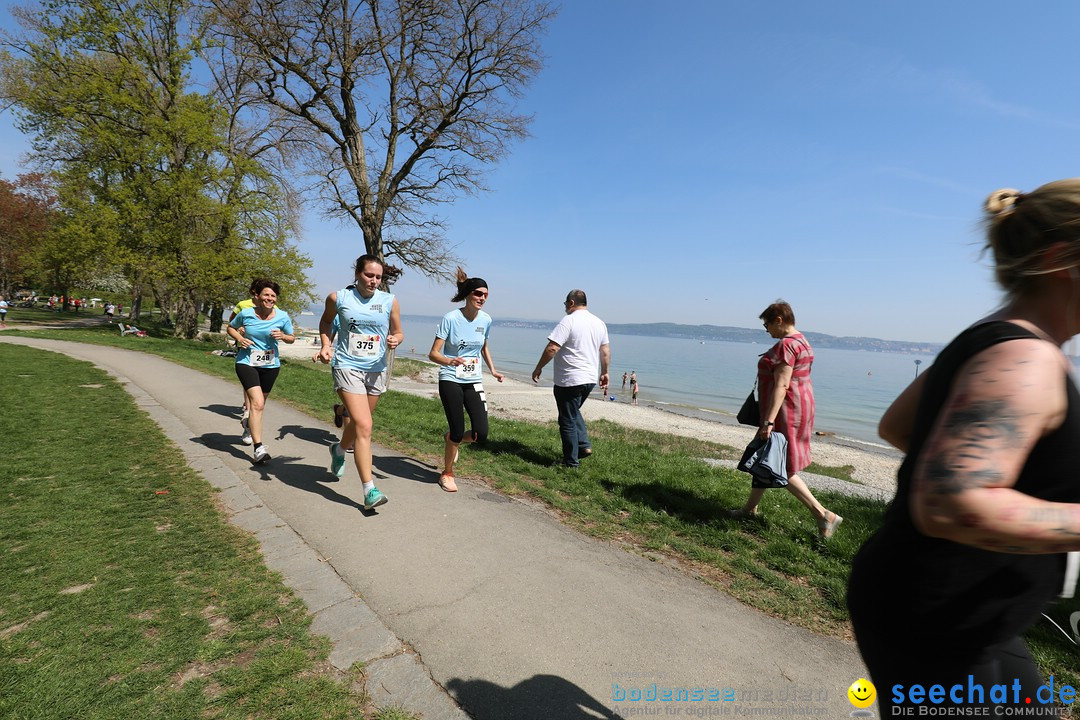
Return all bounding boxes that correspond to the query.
[849,321,1080,651]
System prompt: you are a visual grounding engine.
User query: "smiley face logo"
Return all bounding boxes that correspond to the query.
[848,678,876,709]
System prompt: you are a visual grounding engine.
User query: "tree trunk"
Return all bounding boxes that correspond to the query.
[152,286,173,327]
[362,217,383,266]
[131,281,143,321]
[173,287,200,339]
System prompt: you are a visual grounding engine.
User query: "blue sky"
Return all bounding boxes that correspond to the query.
[3,1,1080,343]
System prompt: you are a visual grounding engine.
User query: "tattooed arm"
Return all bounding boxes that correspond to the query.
[911,338,1076,553]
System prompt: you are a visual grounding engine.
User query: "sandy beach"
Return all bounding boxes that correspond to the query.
[280,338,903,500]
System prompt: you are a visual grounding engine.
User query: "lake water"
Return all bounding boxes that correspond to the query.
[383,314,937,448]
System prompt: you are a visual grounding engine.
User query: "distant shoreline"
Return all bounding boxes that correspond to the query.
[299,313,944,356]
[289,325,906,455]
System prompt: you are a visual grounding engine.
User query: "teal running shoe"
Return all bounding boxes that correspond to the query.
[329,442,346,478]
[364,487,388,510]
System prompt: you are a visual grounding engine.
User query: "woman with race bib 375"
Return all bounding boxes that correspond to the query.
[316,254,403,511]
[427,269,504,492]
[227,278,295,465]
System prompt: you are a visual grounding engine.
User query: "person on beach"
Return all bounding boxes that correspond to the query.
[622,372,628,390]
[229,281,259,444]
[226,278,295,464]
[631,378,639,405]
[728,301,842,538]
[848,181,1080,715]
[531,289,610,467]
[316,254,403,511]
[428,269,505,492]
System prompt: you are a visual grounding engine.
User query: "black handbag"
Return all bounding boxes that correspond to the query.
[736,382,760,426]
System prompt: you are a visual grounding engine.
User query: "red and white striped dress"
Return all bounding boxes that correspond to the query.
[757,332,815,474]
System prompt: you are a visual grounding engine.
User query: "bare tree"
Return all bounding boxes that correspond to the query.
[204,0,554,279]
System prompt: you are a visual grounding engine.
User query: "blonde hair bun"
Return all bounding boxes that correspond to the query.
[985,188,1023,215]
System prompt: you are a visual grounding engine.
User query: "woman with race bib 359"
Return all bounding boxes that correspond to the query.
[227,278,295,465]
[316,254,403,511]
[427,269,504,492]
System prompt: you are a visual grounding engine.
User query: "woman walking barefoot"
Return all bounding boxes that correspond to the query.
[728,300,841,539]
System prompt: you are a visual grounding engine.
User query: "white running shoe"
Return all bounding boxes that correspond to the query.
[241,417,253,445]
[253,445,270,464]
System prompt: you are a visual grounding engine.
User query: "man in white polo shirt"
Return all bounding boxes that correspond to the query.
[531,289,610,467]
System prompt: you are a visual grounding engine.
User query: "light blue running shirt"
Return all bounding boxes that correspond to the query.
[436,308,491,384]
[230,307,294,368]
[332,287,394,372]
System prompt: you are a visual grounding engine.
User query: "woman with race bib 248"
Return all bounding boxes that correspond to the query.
[227,278,295,465]
[316,254,403,511]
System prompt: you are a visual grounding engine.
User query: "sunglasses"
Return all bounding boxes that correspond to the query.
[471,290,489,298]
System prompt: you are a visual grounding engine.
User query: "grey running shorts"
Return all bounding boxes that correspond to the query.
[333,367,388,396]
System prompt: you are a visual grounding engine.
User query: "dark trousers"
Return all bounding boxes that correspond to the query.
[553,383,594,466]
[438,380,488,444]
[853,630,1046,716]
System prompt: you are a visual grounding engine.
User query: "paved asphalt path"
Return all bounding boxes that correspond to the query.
[2,336,872,719]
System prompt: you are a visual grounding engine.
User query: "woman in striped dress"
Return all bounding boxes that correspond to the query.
[729,300,842,538]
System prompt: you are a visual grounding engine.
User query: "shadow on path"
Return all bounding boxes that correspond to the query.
[446,674,618,720]
[195,432,256,460]
[271,463,367,513]
[275,422,338,446]
[201,403,243,420]
[373,455,439,486]
[194,432,366,512]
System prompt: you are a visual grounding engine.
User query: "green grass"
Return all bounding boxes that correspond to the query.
[5,320,1079,691]
[4,304,123,326]
[0,343,417,719]
[805,462,856,483]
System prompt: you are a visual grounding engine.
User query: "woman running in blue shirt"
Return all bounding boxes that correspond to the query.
[427,269,504,491]
[316,255,403,511]
[227,278,295,464]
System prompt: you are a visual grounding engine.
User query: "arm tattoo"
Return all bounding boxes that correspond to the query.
[1020,507,1080,539]
[922,398,1025,495]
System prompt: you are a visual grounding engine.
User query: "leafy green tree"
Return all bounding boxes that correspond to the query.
[0,172,56,297]
[1,0,313,336]
[27,175,108,309]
